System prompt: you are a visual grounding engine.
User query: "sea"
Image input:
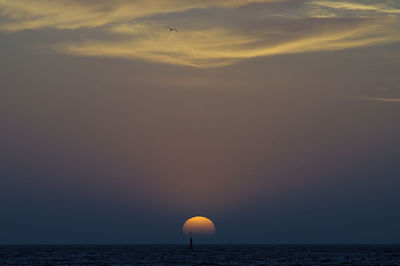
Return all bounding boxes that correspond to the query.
[0,245,399,265]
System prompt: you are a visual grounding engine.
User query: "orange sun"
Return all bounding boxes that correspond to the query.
[183,216,216,236]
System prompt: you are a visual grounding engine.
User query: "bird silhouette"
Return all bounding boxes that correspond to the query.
[165,26,178,32]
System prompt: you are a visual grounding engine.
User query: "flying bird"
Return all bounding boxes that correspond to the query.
[166,26,178,32]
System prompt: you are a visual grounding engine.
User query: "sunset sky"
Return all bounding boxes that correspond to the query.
[1,0,400,244]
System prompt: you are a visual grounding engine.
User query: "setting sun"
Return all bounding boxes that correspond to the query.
[183,216,216,236]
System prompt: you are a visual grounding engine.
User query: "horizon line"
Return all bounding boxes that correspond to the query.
[1,243,399,246]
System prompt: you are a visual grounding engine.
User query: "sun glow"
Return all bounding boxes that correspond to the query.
[183,216,216,236]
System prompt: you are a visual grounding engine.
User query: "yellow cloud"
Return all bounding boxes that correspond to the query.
[311,1,400,15]
[58,19,400,68]
[0,0,274,31]
[1,0,400,67]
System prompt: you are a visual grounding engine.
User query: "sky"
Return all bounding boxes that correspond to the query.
[0,0,400,244]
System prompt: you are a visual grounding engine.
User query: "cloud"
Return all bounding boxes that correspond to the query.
[57,16,400,68]
[0,0,279,31]
[360,96,400,102]
[1,0,400,67]
[310,1,400,15]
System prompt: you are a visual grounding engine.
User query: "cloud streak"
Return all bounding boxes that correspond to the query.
[360,96,400,102]
[0,0,280,31]
[1,0,400,67]
[311,1,400,15]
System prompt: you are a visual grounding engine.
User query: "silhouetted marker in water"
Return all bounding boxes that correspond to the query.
[189,232,193,249]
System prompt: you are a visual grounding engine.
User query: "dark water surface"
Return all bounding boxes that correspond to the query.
[1,245,399,265]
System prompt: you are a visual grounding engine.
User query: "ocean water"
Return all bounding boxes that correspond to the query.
[0,245,399,265]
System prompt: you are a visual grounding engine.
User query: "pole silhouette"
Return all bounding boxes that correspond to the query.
[189,231,193,249]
